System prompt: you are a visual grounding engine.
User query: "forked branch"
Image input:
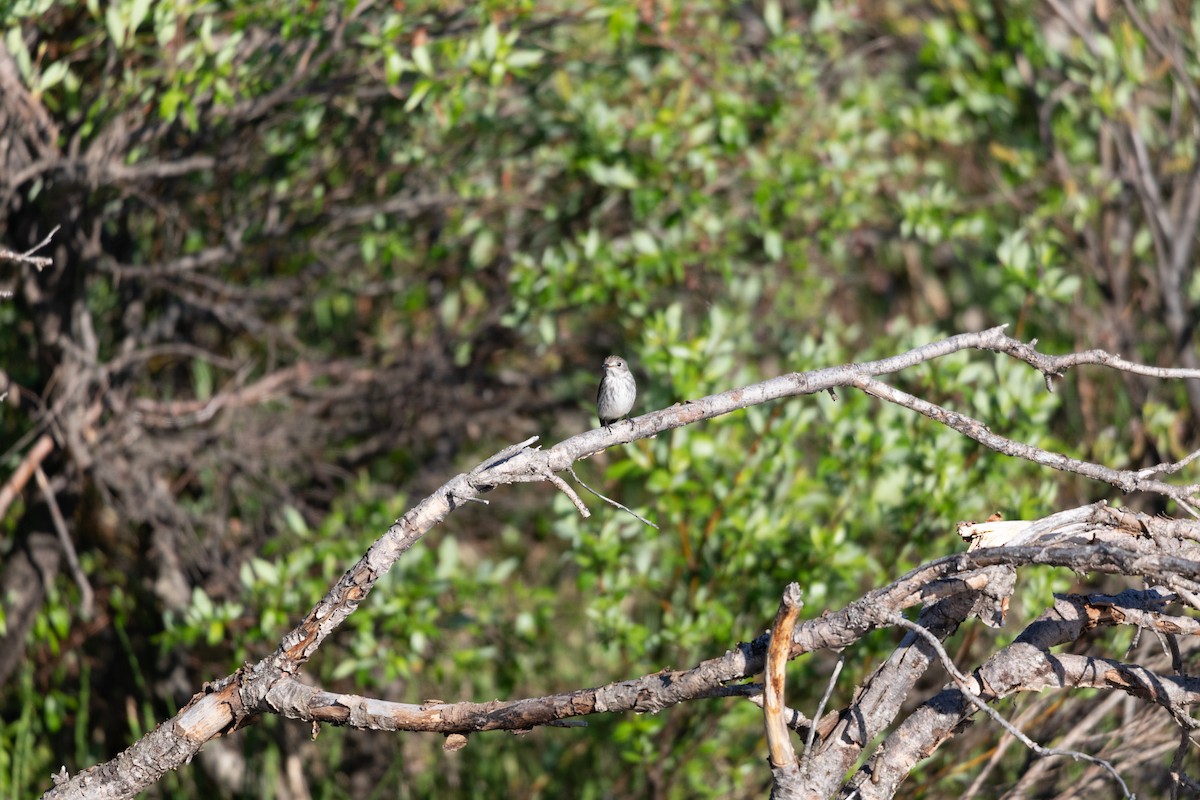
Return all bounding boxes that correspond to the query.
[42,330,1200,800]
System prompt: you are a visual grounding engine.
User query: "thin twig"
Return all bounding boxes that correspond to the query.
[20,225,61,258]
[853,375,1200,506]
[885,613,1133,799]
[0,225,60,269]
[962,694,1059,800]
[801,652,844,773]
[736,687,814,735]
[34,465,94,620]
[983,335,1200,381]
[1138,447,1200,479]
[1119,0,1200,115]
[566,465,657,529]
[1045,0,1101,57]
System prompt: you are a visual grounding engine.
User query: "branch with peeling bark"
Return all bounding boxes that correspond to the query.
[41,330,1200,799]
[765,583,804,798]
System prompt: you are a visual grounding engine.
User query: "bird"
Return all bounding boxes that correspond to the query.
[596,355,637,429]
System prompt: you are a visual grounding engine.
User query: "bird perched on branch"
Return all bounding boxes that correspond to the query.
[596,355,636,429]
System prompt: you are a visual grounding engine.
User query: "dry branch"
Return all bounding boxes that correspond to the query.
[40,330,1200,799]
[766,583,804,798]
[0,223,58,268]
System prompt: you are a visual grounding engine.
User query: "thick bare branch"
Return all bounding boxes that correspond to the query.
[849,586,1200,798]
[40,332,1200,798]
[797,565,1013,797]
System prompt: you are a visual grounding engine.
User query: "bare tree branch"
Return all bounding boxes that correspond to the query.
[766,583,804,798]
[0,223,58,268]
[39,332,1200,799]
[884,612,1133,799]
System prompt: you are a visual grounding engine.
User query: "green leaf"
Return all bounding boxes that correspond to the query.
[3,28,31,79]
[405,79,433,111]
[191,359,212,402]
[128,0,151,38]
[506,49,544,69]
[282,506,308,536]
[764,230,782,261]
[481,23,499,60]
[412,43,433,76]
[36,60,69,92]
[105,4,127,46]
[764,0,782,36]
[385,51,408,84]
[631,231,658,255]
[469,229,495,267]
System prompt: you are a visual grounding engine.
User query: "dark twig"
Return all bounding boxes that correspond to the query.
[34,465,94,619]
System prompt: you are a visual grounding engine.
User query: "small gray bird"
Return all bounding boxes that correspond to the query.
[596,355,637,428]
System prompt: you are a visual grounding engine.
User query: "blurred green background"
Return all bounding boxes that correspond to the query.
[2,0,1198,796]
